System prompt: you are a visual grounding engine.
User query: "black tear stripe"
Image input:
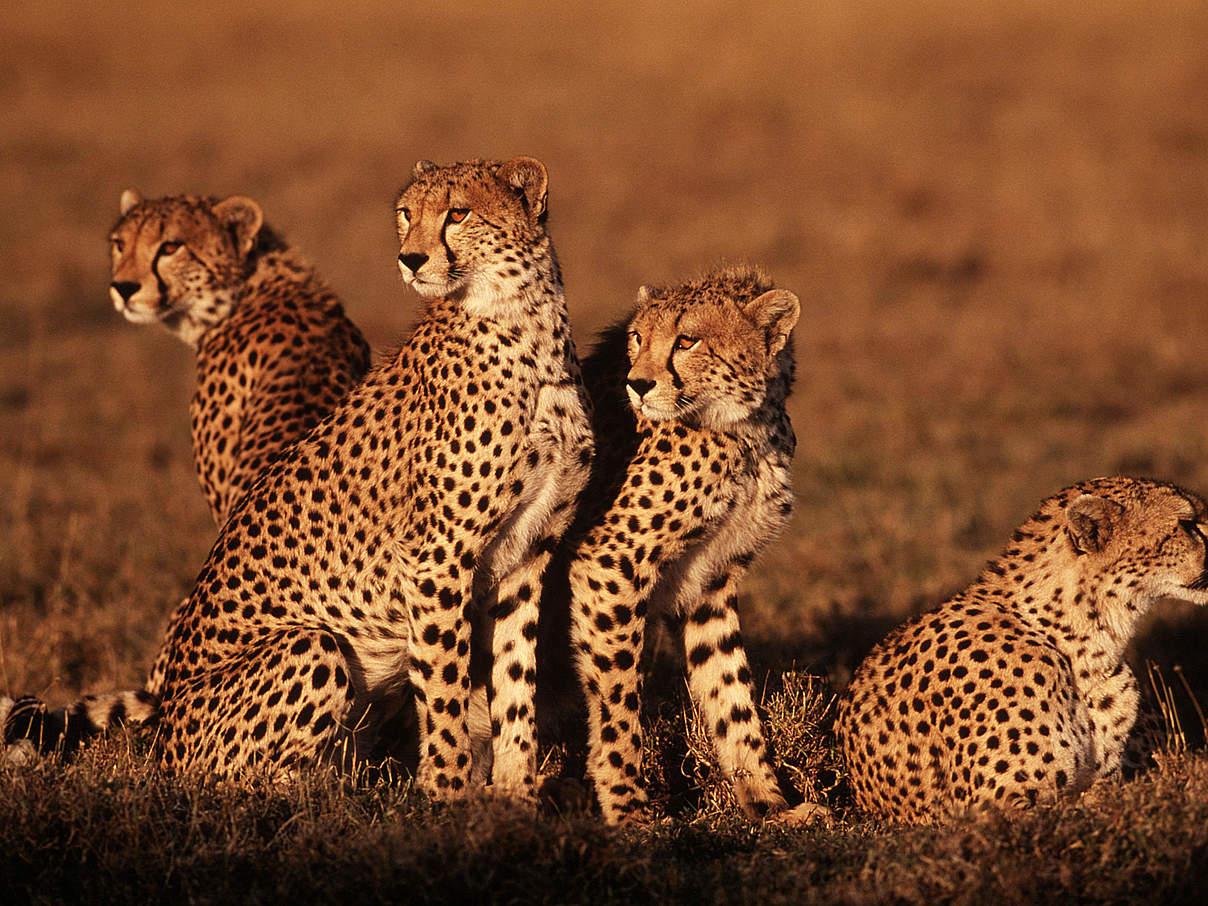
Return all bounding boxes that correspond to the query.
[658,313,684,391]
[439,214,458,266]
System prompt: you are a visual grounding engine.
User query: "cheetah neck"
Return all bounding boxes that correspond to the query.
[973,545,1147,685]
[169,292,238,349]
[688,387,791,452]
[190,248,318,352]
[410,250,574,385]
[454,236,563,324]
[243,248,322,299]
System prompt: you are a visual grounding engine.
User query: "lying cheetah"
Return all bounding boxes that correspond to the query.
[838,477,1208,822]
[9,159,592,798]
[568,266,825,823]
[3,192,372,757]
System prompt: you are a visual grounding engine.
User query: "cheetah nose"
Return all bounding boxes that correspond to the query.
[627,377,656,398]
[110,281,140,302]
[398,252,429,274]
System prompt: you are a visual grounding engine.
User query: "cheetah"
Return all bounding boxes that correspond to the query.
[3,192,372,759]
[567,265,826,824]
[8,159,592,798]
[112,191,372,698]
[838,477,1208,823]
[109,190,371,527]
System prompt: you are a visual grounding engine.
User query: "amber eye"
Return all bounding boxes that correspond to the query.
[675,335,699,351]
[628,330,642,347]
[447,208,469,224]
[160,240,183,255]
[110,238,124,254]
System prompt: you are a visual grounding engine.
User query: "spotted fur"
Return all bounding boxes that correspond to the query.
[149,158,591,796]
[567,266,825,824]
[8,161,592,798]
[109,190,370,524]
[3,193,371,761]
[838,477,1208,822]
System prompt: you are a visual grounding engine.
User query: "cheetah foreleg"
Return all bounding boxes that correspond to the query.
[483,551,546,798]
[680,570,789,821]
[1083,662,1140,781]
[405,574,475,798]
[481,379,592,796]
[569,545,667,825]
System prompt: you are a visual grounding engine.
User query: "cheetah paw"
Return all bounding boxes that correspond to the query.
[4,739,39,768]
[769,801,831,827]
[537,774,593,815]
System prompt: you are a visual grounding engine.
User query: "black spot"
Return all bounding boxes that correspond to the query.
[312,665,330,689]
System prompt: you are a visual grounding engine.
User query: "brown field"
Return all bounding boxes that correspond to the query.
[5,0,1208,902]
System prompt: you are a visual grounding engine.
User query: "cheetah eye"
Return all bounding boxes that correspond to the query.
[447,208,470,224]
[675,335,700,351]
[397,207,411,224]
[159,240,183,255]
[628,330,642,348]
[110,237,124,254]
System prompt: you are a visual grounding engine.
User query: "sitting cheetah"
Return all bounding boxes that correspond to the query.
[567,266,826,824]
[9,159,592,798]
[109,190,371,527]
[838,477,1208,823]
[113,191,372,697]
[3,192,372,757]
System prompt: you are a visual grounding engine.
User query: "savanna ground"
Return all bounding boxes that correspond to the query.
[4,0,1208,902]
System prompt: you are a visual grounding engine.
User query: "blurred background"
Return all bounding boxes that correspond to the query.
[4,0,1208,711]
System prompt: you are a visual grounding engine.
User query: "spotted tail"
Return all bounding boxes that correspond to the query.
[2,690,159,759]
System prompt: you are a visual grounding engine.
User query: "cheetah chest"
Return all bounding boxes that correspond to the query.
[643,424,793,613]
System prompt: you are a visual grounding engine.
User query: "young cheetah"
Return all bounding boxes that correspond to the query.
[568,266,826,824]
[3,192,371,758]
[8,159,592,798]
[838,477,1208,823]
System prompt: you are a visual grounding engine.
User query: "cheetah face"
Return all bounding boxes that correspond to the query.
[624,285,799,428]
[1066,482,1208,614]
[109,191,263,343]
[395,158,549,308]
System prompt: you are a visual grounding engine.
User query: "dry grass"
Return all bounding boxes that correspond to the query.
[6,0,1208,901]
[6,730,1208,905]
[638,669,841,822]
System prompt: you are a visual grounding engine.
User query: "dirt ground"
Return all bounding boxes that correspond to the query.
[4,2,1208,899]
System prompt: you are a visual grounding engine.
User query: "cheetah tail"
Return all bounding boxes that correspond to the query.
[1,690,159,760]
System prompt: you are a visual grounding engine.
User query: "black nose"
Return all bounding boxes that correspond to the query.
[111,281,140,302]
[398,252,429,274]
[627,377,655,398]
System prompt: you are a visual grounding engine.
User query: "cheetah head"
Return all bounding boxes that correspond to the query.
[395,158,549,307]
[109,191,268,346]
[1060,478,1208,623]
[624,266,799,429]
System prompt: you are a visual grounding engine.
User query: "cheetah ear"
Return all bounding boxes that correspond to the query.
[1066,494,1125,554]
[211,195,264,258]
[411,159,439,179]
[744,289,800,356]
[119,189,142,215]
[636,285,654,305]
[497,156,548,221]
